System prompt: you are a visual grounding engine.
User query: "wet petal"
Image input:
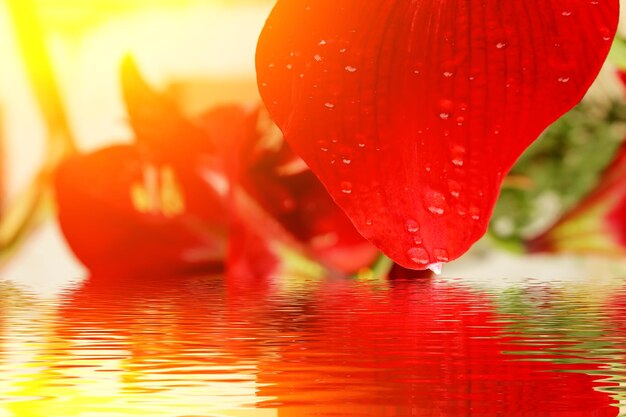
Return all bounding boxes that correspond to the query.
[256,0,619,268]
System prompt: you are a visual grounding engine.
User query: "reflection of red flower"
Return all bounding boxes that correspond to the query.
[527,140,626,255]
[256,0,619,269]
[54,58,378,278]
[53,276,617,416]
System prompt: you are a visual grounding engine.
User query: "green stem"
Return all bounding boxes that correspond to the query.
[369,253,394,279]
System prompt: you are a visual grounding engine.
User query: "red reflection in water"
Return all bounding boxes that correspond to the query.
[52,275,618,416]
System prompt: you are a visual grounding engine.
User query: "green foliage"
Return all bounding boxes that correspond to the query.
[489,99,626,245]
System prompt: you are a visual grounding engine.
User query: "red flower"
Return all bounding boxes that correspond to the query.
[527,139,626,255]
[256,0,619,269]
[54,58,379,278]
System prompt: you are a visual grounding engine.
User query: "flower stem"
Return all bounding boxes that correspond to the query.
[0,0,76,265]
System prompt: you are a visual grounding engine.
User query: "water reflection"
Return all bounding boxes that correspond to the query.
[0,274,624,416]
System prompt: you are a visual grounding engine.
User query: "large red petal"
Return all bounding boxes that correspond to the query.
[256,0,619,269]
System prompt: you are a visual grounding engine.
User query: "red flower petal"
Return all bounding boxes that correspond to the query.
[256,0,619,269]
[199,106,379,273]
[121,56,213,162]
[54,145,228,277]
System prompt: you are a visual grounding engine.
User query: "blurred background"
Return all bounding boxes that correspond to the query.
[1,0,626,296]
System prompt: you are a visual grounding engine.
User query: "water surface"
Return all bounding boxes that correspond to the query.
[0,273,625,416]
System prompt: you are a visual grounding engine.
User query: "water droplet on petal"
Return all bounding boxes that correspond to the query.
[413,235,423,245]
[561,10,572,16]
[342,158,352,165]
[324,102,335,109]
[439,112,450,120]
[428,262,443,275]
[495,41,508,49]
[469,206,480,220]
[433,248,449,262]
[405,219,420,233]
[340,181,353,194]
[314,54,323,62]
[429,206,444,215]
[407,247,429,265]
[424,189,447,216]
[558,76,570,83]
[345,65,357,73]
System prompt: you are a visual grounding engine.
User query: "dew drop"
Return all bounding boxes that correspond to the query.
[365,219,373,226]
[314,54,323,62]
[561,10,572,16]
[600,27,612,41]
[324,102,335,109]
[557,76,570,83]
[342,158,352,165]
[433,248,449,262]
[357,143,366,148]
[469,206,480,220]
[448,179,462,198]
[286,64,293,70]
[340,181,353,194]
[407,247,429,265]
[495,41,508,49]
[439,112,450,120]
[405,219,420,233]
[443,71,454,78]
[413,235,423,245]
[428,262,443,275]
[345,65,357,73]
[318,40,327,46]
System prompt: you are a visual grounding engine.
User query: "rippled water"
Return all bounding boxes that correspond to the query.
[1,273,626,416]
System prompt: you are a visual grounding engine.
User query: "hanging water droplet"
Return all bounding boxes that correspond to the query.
[340,181,353,194]
[407,247,429,265]
[433,248,449,262]
[345,65,357,73]
[428,262,443,275]
[405,219,420,233]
